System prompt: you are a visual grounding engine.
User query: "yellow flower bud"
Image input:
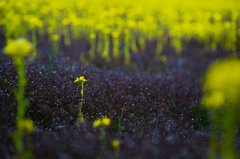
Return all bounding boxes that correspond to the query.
[111,139,120,148]
[52,34,60,41]
[18,119,35,133]
[90,33,96,40]
[93,118,102,127]
[102,117,111,126]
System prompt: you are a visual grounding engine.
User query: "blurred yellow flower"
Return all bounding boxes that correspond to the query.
[47,27,53,34]
[203,58,240,106]
[112,31,120,38]
[77,117,84,124]
[90,33,96,40]
[18,119,35,133]
[62,18,70,25]
[74,76,87,83]
[4,38,33,57]
[160,55,167,62]
[103,28,111,34]
[202,91,226,107]
[29,17,43,27]
[102,117,111,126]
[0,1,6,10]
[111,139,120,148]
[93,118,102,127]
[52,34,60,41]
[93,117,111,127]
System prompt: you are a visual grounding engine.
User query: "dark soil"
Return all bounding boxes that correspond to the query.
[0,37,239,159]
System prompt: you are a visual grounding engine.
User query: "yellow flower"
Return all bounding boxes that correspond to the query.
[111,139,120,148]
[102,117,111,126]
[4,38,33,57]
[202,91,226,107]
[74,76,87,83]
[18,119,35,133]
[203,58,240,106]
[93,118,102,127]
[160,55,167,62]
[52,34,60,41]
[112,31,120,38]
[90,33,96,40]
[93,117,111,127]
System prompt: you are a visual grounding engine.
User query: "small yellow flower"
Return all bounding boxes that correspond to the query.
[74,76,87,83]
[93,118,102,127]
[4,38,33,57]
[52,34,60,41]
[90,33,96,40]
[111,139,120,148]
[102,117,111,126]
[18,119,35,133]
[93,117,111,127]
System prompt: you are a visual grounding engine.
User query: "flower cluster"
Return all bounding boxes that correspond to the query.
[74,76,87,83]
[93,117,111,127]
[4,38,33,57]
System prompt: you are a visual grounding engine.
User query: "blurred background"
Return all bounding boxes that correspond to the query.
[0,0,240,63]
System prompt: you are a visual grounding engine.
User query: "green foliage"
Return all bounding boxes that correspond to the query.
[118,105,125,133]
[49,37,59,73]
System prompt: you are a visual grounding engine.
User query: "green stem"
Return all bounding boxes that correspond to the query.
[100,127,106,140]
[208,108,221,159]
[49,38,59,72]
[78,82,84,122]
[13,56,29,154]
[103,33,109,60]
[124,32,130,64]
[220,106,239,159]
[118,105,124,133]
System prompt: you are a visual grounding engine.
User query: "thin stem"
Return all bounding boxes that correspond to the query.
[13,56,28,154]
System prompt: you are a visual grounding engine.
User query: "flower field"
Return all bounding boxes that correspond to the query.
[1,0,240,158]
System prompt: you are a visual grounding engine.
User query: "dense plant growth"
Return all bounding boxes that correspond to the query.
[1,0,240,158]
